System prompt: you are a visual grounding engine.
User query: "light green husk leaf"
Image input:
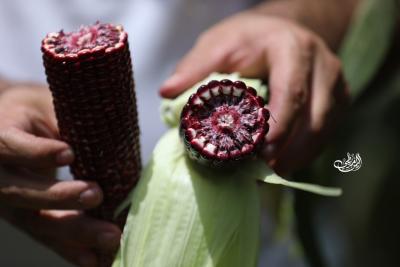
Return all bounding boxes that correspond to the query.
[245,159,342,197]
[114,129,260,267]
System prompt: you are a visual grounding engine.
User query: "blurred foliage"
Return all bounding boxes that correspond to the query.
[340,0,399,99]
[299,0,400,266]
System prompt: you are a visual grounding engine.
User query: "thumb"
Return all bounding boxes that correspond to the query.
[160,37,230,99]
[0,127,73,169]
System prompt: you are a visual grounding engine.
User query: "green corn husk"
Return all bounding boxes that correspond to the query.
[115,128,260,267]
[339,0,398,99]
[113,74,340,267]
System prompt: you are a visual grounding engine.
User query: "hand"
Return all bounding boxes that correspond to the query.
[0,85,121,267]
[160,12,349,174]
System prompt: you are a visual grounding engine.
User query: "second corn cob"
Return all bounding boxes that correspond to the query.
[41,22,141,266]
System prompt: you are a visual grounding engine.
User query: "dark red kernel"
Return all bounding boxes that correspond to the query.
[256,96,264,106]
[220,79,233,88]
[208,80,221,88]
[233,80,246,89]
[198,84,209,94]
[247,87,257,96]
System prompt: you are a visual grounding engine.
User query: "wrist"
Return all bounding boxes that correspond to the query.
[0,77,48,94]
[251,0,360,50]
[0,82,49,98]
[0,79,14,95]
[0,83,52,115]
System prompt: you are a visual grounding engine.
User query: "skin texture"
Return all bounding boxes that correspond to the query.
[160,0,359,174]
[0,0,359,266]
[0,86,121,267]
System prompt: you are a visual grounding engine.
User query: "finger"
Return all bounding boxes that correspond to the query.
[0,127,74,168]
[309,46,346,136]
[272,46,348,173]
[232,45,268,79]
[30,114,60,140]
[269,116,313,175]
[262,35,313,162]
[0,176,103,210]
[160,33,232,98]
[39,210,122,252]
[9,209,121,255]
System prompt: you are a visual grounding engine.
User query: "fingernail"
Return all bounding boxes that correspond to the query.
[79,187,102,207]
[98,232,121,250]
[56,148,74,165]
[161,74,181,92]
[78,254,97,267]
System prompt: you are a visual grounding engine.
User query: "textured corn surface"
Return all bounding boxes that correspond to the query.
[42,25,141,266]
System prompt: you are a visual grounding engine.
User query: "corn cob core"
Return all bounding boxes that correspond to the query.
[41,22,141,231]
[180,80,269,166]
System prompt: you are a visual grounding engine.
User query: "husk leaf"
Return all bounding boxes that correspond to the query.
[114,129,260,267]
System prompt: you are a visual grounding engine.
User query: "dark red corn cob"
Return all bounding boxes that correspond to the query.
[180,79,270,166]
[41,22,141,266]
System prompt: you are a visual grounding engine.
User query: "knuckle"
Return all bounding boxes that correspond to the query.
[299,33,316,52]
[277,28,316,60]
[275,28,298,46]
[309,30,327,47]
[0,127,14,142]
[0,127,17,158]
[0,185,21,197]
[283,24,316,50]
[289,86,308,111]
[0,132,7,154]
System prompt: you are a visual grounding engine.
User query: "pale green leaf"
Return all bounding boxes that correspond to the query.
[260,174,342,197]
[114,129,260,267]
[243,159,342,197]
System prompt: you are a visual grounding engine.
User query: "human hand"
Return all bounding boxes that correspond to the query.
[160,12,349,174]
[0,85,121,267]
